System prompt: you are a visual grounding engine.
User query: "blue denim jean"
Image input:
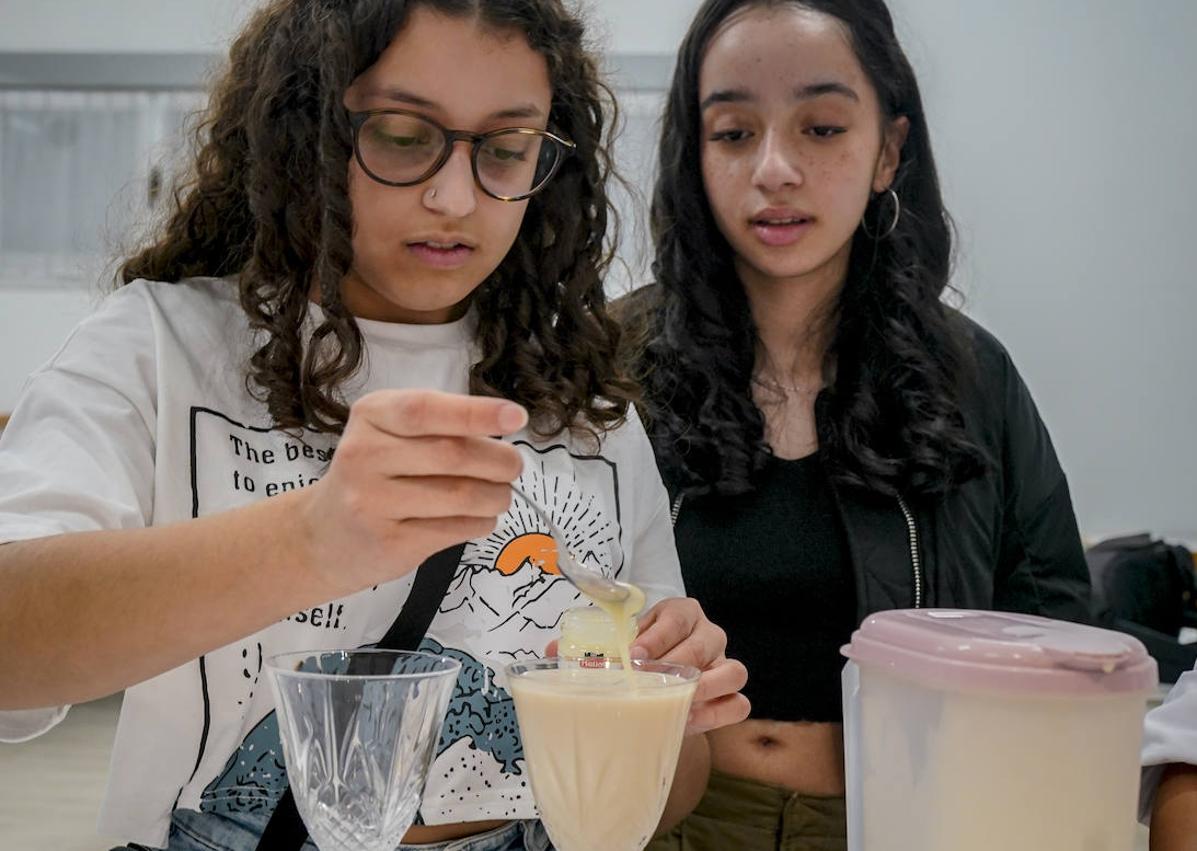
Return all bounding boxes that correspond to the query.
[111,807,552,851]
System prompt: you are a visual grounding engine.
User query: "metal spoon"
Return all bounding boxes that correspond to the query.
[509,483,631,604]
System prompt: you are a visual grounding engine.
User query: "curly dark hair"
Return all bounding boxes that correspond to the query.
[628,0,988,498]
[120,0,635,439]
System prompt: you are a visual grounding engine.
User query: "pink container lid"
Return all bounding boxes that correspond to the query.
[842,609,1158,697]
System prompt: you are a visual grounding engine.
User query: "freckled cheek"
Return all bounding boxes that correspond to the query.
[834,146,879,189]
[809,152,873,213]
[701,171,741,233]
[699,150,720,191]
[702,155,751,212]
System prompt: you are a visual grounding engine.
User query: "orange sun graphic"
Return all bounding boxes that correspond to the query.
[496,533,560,575]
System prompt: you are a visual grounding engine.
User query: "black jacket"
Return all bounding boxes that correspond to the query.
[660,319,1092,625]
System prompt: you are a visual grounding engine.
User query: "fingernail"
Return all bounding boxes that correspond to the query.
[630,645,648,660]
[498,403,528,433]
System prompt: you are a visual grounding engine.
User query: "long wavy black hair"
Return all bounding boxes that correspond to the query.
[630,0,988,498]
[121,0,635,439]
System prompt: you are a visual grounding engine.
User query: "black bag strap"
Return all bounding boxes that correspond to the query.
[256,542,466,850]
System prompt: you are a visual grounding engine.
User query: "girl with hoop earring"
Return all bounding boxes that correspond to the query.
[621,1,1092,848]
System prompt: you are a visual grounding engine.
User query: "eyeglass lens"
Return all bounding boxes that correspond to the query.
[356,112,563,198]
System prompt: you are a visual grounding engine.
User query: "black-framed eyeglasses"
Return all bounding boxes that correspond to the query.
[348,109,576,202]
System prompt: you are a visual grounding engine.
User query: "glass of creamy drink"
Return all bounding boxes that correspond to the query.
[506,657,699,851]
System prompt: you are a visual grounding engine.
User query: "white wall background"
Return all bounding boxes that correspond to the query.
[0,0,256,53]
[885,0,1197,540]
[0,0,1194,541]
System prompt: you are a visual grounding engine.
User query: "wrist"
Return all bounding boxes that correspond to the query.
[265,485,345,602]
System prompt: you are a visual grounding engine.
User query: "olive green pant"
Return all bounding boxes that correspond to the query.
[647,770,847,851]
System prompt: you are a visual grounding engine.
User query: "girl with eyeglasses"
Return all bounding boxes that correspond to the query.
[0,2,749,849]
[622,1,1092,849]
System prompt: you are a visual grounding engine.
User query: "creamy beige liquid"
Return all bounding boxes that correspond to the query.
[509,667,697,851]
[857,669,1147,851]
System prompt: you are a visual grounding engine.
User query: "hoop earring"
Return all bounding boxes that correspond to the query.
[861,187,900,240]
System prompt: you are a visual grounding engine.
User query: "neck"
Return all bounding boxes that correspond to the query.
[309,272,472,325]
[737,244,849,387]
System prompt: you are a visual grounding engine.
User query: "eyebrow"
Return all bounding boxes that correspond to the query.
[700,81,860,111]
[375,87,544,121]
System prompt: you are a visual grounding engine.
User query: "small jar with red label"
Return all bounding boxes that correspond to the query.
[559,605,637,668]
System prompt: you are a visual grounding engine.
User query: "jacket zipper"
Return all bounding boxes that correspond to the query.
[896,494,923,608]
[670,493,684,528]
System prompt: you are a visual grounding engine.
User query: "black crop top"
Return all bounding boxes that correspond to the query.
[674,453,856,722]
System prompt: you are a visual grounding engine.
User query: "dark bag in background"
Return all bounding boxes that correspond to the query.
[1086,533,1197,683]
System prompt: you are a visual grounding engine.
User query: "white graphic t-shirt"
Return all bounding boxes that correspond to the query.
[0,278,684,848]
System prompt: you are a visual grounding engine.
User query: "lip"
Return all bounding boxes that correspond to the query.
[407,232,478,249]
[748,208,815,248]
[406,241,476,269]
[405,233,477,269]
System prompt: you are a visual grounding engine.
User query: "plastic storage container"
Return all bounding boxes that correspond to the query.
[842,609,1157,851]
